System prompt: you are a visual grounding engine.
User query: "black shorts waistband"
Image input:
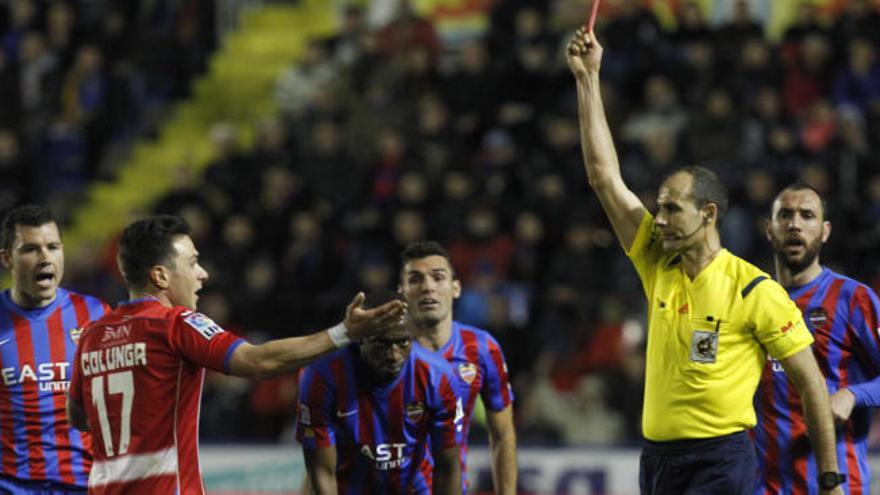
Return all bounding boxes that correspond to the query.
[641,430,749,457]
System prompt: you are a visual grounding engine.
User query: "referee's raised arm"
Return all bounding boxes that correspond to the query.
[566,27,645,252]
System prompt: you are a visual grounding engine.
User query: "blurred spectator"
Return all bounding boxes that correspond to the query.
[275,39,337,118]
[378,0,441,62]
[783,33,833,118]
[833,38,880,116]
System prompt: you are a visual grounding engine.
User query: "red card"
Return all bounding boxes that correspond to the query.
[587,0,600,32]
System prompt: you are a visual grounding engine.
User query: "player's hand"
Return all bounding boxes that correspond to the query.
[566,27,603,80]
[343,292,408,340]
[829,388,856,425]
[821,487,844,495]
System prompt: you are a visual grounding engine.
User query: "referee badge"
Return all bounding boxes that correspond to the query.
[690,330,718,363]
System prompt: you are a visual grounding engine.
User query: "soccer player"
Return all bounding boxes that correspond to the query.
[296,289,463,495]
[754,183,880,494]
[0,205,110,494]
[398,241,516,494]
[65,215,405,494]
[566,28,843,494]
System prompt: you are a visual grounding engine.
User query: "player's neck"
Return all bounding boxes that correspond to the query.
[128,290,170,307]
[414,318,453,351]
[680,237,722,280]
[10,287,55,309]
[776,259,823,288]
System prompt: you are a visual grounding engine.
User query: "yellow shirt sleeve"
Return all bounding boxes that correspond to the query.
[745,277,814,360]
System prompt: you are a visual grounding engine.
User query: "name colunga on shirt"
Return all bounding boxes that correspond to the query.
[81,343,148,377]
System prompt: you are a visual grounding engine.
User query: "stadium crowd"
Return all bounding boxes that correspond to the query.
[5,0,880,449]
[0,0,218,212]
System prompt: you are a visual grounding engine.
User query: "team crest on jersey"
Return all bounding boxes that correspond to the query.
[183,313,224,339]
[68,327,84,343]
[807,308,828,329]
[405,402,425,421]
[458,363,478,384]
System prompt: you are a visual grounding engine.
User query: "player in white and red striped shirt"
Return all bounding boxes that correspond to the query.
[66,215,405,494]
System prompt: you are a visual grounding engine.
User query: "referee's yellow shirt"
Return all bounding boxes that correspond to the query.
[627,212,813,441]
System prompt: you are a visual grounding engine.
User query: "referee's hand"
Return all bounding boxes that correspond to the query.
[566,27,603,81]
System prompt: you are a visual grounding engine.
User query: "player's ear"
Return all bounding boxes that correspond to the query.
[821,220,831,243]
[149,265,170,290]
[452,279,462,299]
[0,249,10,270]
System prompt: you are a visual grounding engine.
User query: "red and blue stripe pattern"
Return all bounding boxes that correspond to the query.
[0,287,109,487]
[431,322,513,492]
[754,268,880,494]
[297,344,462,494]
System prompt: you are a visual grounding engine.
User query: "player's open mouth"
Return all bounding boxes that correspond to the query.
[35,273,55,286]
[418,299,438,308]
[784,238,806,254]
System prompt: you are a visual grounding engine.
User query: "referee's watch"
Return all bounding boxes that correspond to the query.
[817,472,846,490]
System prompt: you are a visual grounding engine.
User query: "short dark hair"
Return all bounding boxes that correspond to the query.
[669,166,729,224]
[775,182,829,219]
[399,241,455,276]
[118,215,191,288]
[1,205,56,251]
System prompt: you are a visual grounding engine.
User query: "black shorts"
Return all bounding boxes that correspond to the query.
[639,430,756,495]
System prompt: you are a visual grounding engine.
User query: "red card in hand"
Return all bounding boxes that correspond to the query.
[587,0,600,32]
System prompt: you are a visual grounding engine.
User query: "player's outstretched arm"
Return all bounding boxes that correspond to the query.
[432,445,462,495]
[781,348,844,495]
[66,395,89,432]
[567,27,645,251]
[486,405,516,495]
[303,447,337,495]
[228,293,406,379]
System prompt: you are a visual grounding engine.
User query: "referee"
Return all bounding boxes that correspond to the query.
[566,28,844,494]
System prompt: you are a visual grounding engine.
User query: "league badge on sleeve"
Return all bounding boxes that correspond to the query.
[183,312,225,339]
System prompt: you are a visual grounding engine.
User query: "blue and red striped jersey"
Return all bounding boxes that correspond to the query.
[296,344,462,494]
[754,267,880,495]
[0,287,109,487]
[419,321,514,492]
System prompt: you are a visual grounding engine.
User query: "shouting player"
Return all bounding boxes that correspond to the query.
[297,289,463,494]
[0,205,109,494]
[65,215,405,494]
[755,183,880,494]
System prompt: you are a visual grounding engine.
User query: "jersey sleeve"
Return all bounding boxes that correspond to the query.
[428,364,463,451]
[296,365,336,449]
[844,285,880,407]
[171,311,245,374]
[747,278,814,360]
[480,334,514,412]
[625,211,664,298]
